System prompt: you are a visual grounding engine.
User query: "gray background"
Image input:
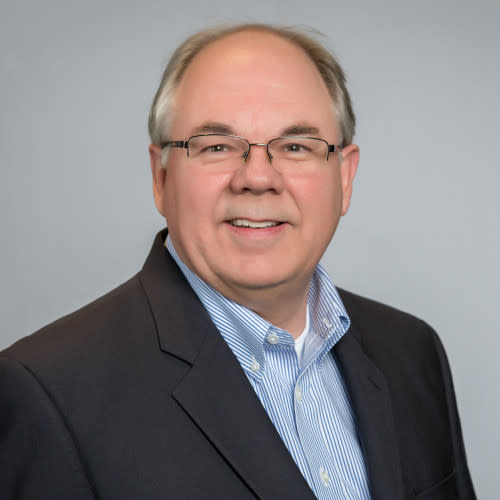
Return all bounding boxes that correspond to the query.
[1,0,498,497]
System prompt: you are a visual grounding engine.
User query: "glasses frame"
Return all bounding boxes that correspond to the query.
[160,133,341,164]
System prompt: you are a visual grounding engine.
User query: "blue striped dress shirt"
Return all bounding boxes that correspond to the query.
[166,238,371,499]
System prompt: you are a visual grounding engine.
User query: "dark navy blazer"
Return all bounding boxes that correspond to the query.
[0,230,475,499]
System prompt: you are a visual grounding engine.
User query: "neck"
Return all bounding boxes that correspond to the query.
[225,280,310,339]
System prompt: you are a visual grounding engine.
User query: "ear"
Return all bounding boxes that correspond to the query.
[338,143,360,216]
[149,144,167,217]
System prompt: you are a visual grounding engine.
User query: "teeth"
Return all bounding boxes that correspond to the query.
[230,219,280,228]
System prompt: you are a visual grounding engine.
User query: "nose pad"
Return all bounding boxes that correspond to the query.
[241,144,273,165]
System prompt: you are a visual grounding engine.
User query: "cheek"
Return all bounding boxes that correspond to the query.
[288,172,342,223]
[164,170,229,229]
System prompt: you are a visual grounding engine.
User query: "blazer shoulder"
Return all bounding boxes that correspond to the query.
[1,273,154,373]
[337,287,439,356]
[338,287,431,328]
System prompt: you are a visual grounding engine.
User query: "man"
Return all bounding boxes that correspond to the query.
[0,24,475,499]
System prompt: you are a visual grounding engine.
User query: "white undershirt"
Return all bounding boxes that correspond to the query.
[294,305,310,364]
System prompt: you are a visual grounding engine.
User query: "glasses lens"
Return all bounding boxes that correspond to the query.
[269,137,327,164]
[188,135,248,163]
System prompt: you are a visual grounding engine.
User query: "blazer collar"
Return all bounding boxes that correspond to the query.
[139,229,210,363]
[139,230,316,499]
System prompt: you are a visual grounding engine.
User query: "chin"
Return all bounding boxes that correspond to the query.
[224,266,301,292]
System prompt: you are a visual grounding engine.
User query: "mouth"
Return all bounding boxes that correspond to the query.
[228,218,284,229]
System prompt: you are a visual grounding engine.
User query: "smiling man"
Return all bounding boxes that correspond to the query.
[0,24,475,499]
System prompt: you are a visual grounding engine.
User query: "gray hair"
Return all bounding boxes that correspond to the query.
[148,23,356,147]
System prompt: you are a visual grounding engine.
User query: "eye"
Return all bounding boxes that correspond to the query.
[207,143,229,153]
[279,141,313,155]
[199,142,237,154]
[284,143,306,152]
[188,135,248,161]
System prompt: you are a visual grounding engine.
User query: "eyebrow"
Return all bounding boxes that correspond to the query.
[280,124,320,137]
[191,122,235,135]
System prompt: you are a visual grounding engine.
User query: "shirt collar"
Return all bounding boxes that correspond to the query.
[165,236,350,379]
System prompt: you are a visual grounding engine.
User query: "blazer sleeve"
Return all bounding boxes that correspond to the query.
[430,329,476,499]
[0,355,95,499]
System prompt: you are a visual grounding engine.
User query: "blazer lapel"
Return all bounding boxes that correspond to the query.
[140,231,315,500]
[173,325,315,500]
[334,328,405,500]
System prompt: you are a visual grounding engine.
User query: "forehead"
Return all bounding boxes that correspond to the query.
[171,31,338,138]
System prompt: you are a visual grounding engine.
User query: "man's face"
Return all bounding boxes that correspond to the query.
[150,31,359,305]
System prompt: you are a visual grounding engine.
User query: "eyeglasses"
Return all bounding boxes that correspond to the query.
[160,134,341,169]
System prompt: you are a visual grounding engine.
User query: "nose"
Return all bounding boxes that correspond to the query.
[229,144,285,195]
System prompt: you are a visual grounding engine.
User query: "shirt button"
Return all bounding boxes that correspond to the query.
[322,317,333,329]
[250,359,260,373]
[294,386,303,402]
[266,333,279,345]
[319,467,330,486]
